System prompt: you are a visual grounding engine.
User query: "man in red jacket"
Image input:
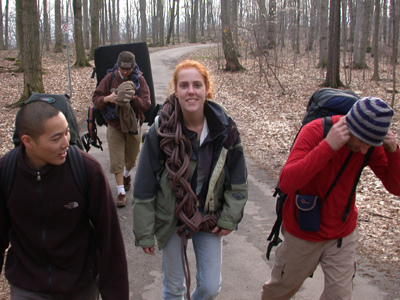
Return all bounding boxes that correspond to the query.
[262,97,400,300]
[0,101,129,299]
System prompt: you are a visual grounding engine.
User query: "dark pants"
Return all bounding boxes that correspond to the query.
[10,279,99,300]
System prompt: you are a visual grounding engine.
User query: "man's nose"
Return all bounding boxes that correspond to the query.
[62,133,70,148]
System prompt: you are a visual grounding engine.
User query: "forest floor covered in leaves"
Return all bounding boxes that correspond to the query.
[0,43,399,298]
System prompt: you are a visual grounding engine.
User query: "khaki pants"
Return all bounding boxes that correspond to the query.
[262,227,359,300]
[107,124,141,174]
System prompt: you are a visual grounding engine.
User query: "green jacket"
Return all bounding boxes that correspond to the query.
[132,99,248,249]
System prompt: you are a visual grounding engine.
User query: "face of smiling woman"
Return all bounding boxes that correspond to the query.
[175,67,208,119]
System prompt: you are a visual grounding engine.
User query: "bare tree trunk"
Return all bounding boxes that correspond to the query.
[391,0,400,107]
[383,0,388,44]
[176,0,180,43]
[101,0,106,44]
[190,0,198,43]
[354,0,372,68]
[89,0,100,60]
[116,0,120,42]
[371,0,380,80]
[342,0,350,85]
[54,0,63,53]
[166,0,176,44]
[306,0,317,51]
[140,0,147,42]
[390,0,399,64]
[4,0,9,49]
[0,0,4,49]
[324,0,343,87]
[17,0,44,104]
[318,0,329,68]
[349,0,356,43]
[258,0,268,50]
[278,0,286,47]
[207,0,212,36]
[158,0,165,46]
[108,0,113,44]
[73,0,90,67]
[232,0,238,48]
[82,0,90,49]
[268,0,277,49]
[353,0,363,65]
[42,0,50,52]
[221,0,244,71]
[16,0,23,53]
[152,1,157,44]
[126,0,131,43]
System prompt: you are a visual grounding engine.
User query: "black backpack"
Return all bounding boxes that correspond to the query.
[266,88,374,260]
[0,145,88,201]
[13,93,83,150]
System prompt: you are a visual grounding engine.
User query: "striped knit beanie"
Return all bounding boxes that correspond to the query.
[346,97,394,146]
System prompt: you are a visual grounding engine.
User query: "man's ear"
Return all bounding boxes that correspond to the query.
[21,135,34,149]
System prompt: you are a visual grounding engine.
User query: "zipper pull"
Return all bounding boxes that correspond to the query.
[36,172,41,181]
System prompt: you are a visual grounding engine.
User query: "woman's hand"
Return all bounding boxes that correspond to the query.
[142,247,155,255]
[212,226,232,236]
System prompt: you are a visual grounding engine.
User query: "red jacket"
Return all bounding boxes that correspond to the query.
[280,115,400,241]
[0,147,129,299]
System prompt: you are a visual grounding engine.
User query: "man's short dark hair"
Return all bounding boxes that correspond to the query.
[15,101,62,141]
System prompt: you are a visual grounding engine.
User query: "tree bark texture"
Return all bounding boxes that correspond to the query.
[140,0,147,42]
[20,0,44,102]
[166,0,176,44]
[54,0,63,53]
[324,0,343,88]
[371,0,381,80]
[190,0,198,43]
[268,0,277,49]
[73,0,90,67]
[89,0,100,60]
[83,0,90,49]
[221,0,244,71]
[318,0,329,68]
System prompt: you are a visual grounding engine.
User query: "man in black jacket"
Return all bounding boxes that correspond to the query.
[0,101,129,299]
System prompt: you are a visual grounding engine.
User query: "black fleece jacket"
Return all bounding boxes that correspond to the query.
[0,147,129,299]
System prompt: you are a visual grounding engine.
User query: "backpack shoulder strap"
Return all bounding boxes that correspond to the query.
[109,71,115,91]
[66,145,89,201]
[0,148,19,200]
[322,116,333,138]
[342,146,374,221]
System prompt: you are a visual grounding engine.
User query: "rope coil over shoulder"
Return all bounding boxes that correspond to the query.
[158,95,220,300]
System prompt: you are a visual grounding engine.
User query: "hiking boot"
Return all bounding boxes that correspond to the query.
[123,175,132,191]
[116,193,126,207]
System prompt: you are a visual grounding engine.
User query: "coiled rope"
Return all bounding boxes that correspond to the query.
[158,95,221,299]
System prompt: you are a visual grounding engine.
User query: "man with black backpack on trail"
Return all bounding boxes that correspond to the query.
[93,51,151,207]
[261,97,400,300]
[0,101,129,299]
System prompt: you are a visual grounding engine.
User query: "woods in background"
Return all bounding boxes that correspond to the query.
[0,0,399,101]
